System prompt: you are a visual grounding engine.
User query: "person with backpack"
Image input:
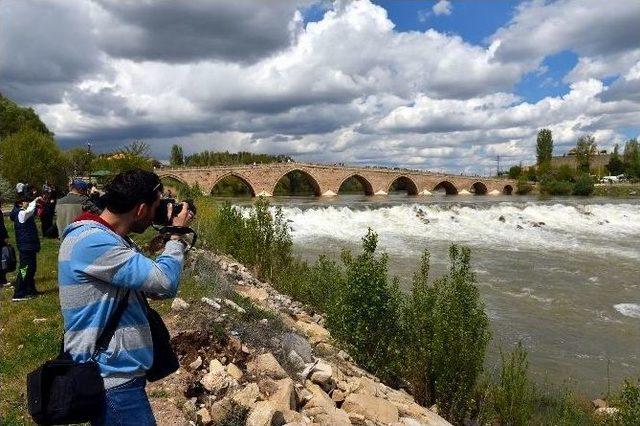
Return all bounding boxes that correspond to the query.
[10,192,42,301]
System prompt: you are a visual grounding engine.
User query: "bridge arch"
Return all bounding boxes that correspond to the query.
[503,184,514,195]
[388,176,419,195]
[159,173,189,187]
[433,180,458,195]
[470,182,488,195]
[273,168,322,196]
[338,174,374,195]
[210,172,256,197]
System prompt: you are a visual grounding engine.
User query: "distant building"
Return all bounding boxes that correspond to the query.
[526,151,611,176]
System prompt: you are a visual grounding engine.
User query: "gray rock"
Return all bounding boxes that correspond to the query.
[281,333,314,362]
[287,350,306,372]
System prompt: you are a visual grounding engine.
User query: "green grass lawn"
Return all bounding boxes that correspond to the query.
[0,222,62,425]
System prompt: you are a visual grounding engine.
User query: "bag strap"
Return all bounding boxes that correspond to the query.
[90,289,131,360]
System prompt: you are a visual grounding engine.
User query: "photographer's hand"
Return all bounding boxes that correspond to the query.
[171,202,194,228]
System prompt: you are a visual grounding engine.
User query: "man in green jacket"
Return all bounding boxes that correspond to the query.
[55,180,90,235]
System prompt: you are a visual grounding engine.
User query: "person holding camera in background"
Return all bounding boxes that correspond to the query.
[58,169,194,425]
[10,188,42,301]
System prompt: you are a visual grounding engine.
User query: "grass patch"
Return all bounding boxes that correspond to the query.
[0,222,62,424]
[593,183,640,197]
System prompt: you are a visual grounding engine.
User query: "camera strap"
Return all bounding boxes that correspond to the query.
[155,225,197,251]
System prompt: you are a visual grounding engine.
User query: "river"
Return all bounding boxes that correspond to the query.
[220,194,640,396]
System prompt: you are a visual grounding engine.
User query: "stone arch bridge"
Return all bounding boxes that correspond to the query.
[158,163,516,197]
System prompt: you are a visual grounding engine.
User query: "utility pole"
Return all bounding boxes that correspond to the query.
[494,155,501,177]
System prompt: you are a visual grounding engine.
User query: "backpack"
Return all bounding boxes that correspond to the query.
[1,244,17,273]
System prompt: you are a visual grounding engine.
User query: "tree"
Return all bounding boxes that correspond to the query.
[0,175,15,205]
[63,148,95,177]
[429,246,491,423]
[90,141,154,177]
[623,139,640,178]
[575,134,597,173]
[508,165,522,179]
[572,174,594,196]
[170,144,184,166]
[607,144,625,176]
[0,93,52,139]
[515,175,533,195]
[327,229,403,382]
[0,127,66,187]
[536,129,553,169]
[556,164,575,182]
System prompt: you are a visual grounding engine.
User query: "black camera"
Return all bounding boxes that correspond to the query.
[154,198,196,226]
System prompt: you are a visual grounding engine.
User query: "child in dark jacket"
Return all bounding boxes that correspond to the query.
[10,194,42,301]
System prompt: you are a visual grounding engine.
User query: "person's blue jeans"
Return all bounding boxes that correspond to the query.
[92,377,156,426]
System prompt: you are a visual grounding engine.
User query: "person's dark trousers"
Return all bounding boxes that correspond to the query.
[41,215,54,237]
[13,250,38,298]
[0,270,6,285]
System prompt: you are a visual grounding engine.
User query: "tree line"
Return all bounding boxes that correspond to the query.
[170,144,293,167]
[508,129,640,196]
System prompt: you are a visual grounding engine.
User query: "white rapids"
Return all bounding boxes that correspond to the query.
[277,202,640,260]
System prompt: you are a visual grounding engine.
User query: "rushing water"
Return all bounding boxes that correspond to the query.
[221,194,640,395]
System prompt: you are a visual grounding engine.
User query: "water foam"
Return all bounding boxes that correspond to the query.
[614,303,640,319]
[276,202,640,259]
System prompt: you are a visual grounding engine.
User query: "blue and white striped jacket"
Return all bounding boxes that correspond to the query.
[58,218,185,389]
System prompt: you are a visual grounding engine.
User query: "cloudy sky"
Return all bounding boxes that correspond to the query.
[2,0,639,174]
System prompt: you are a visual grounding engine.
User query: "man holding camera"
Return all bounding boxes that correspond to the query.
[58,169,194,425]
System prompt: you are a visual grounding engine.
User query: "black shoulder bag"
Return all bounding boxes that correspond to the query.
[1,243,17,273]
[142,295,180,382]
[27,290,130,425]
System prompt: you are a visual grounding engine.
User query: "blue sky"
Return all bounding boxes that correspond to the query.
[2,0,639,173]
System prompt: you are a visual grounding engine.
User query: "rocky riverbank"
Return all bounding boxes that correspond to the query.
[148,249,450,426]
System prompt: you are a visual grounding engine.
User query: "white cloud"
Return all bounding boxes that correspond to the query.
[490,0,640,80]
[432,0,452,16]
[3,0,640,173]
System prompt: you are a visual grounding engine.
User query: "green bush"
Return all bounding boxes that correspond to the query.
[491,342,534,425]
[516,176,533,195]
[556,164,576,182]
[326,229,403,381]
[540,179,573,195]
[530,385,595,425]
[402,249,436,405]
[508,165,523,179]
[198,198,292,281]
[612,379,640,425]
[428,245,491,423]
[572,174,594,196]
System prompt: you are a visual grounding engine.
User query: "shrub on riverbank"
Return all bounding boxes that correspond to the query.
[573,174,595,196]
[491,342,534,425]
[516,175,533,194]
[428,245,491,422]
[540,178,573,195]
[327,230,404,382]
